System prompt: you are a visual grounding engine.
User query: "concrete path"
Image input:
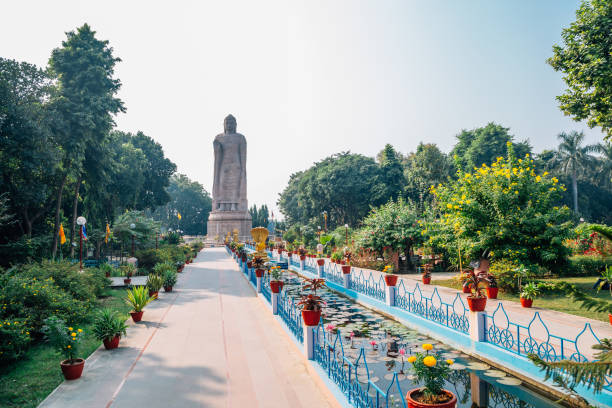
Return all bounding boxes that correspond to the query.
[39,248,340,408]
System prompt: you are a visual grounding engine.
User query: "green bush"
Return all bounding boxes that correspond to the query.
[0,235,53,267]
[134,249,172,272]
[563,255,612,276]
[0,274,84,336]
[0,318,31,364]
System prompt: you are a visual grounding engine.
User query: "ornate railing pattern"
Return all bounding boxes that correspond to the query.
[484,303,603,364]
[304,257,317,274]
[261,272,271,302]
[313,327,407,408]
[350,268,386,302]
[278,291,303,343]
[324,263,345,286]
[290,257,300,269]
[250,267,257,286]
[395,282,470,334]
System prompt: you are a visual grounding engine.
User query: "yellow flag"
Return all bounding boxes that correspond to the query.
[105,223,110,244]
[59,224,66,245]
[177,212,182,220]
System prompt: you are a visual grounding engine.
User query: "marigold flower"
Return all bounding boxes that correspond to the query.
[446,359,454,365]
[422,343,433,351]
[68,327,73,331]
[78,329,83,333]
[407,356,417,363]
[423,356,437,367]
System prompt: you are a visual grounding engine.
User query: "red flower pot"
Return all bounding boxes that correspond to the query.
[486,287,498,299]
[130,311,144,322]
[164,286,173,292]
[462,284,472,294]
[241,256,247,262]
[467,296,487,312]
[270,281,284,293]
[247,261,252,268]
[317,259,325,266]
[299,255,306,261]
[255,269,264,278]
[422,277,431,285]
[103,335,120,350]
[178,266,184,273]
[384,275,399,286]
[609,313,612,325]
[149,290,159,299]
[123,278,132,285]
[277,249,283,254]
[520,298,533,308]
[406,388,457,408]
[340,260,346,265]
[341,265,351,274]
[105,272,111,278]
[301,310,322,326]
[61,358,85,380]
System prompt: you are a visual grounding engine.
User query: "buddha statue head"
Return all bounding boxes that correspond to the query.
[224,114,237,134]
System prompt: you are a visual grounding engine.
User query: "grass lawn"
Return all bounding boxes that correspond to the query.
[432,276,612,323]
[0,288,131,408]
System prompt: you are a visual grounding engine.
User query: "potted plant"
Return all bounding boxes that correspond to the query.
[121,264,135,285]
[146,274,164,299]
[422,264,432,285]
[316,257,325,266]
[382,265,398,286]
[42,316,85,380]
[176,261,185,273]
[100,263,114,278]
[92,309,128,350]
[163,270,177,292]
[463,271,487,312]
[485,274,498,299]
[269,266,284,293]
[298,278,326,326]
[125,286,153,322]
[298,247,307,261]
[253,256,266,277]
[520,282,539,308]
[405,343,457,408]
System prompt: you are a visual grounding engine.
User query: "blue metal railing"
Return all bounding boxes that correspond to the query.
[304,257,318,273]
[324,263,344,286]
[278,290,303,343]
[290,257,300,269]
[261,272,271,302]
[350,268,386,302]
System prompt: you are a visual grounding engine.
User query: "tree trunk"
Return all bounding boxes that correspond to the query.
[51,173,68,259]
[572,171,579,213]
[69,175,82,258]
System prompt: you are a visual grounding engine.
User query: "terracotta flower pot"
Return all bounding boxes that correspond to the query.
[467,296,487,312]
[270,281,284,293]
[105,272,111,278]
[486,287,498,299]
[123,278,132,285]
[61,358,85,380]
[149,290,159,299]
[384,275,399,286]
[164,285,173,292]
[609,313,612,325]
[422,276,431,284]
[178,266,184,273]
[301,309,322,326]
[130,311,144,322]
[317,259,325,266]
[520,298,533,308]
[341,265,351,274]
[299,255,306,261]
[406,388,457,408]
[255,269,264,278]
[247,261,252,268]
[103,335,120,350]
[277,249,283,254]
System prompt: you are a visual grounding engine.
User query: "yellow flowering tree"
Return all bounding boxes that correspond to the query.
[429,143,574,273]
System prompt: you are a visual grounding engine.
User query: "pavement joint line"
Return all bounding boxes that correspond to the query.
[217,262,232,407]
[103,258,197,408]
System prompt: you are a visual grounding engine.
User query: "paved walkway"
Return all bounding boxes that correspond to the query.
[40,248,340,408]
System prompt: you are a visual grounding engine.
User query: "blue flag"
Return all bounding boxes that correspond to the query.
[82,225,88,241]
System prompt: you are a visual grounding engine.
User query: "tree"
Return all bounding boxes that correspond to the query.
[357,198,426,270]
[152,174,211,235]
[429,144,574,273]
[249,204,269,228]
[451,123,532,171]
[277,152,388,227]
[404,143,454,206]
[550,131,596,213]
[48,24,125,257]
[377,144,405,200]
[548,0,612,140]
[593,141,612,190]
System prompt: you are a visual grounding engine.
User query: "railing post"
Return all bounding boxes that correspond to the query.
[300,257,305,271]
[271,292,279,314]
[469,311,486,342]
[317,261,324,278]
[342,267,351,289]
[304,325,316,360]
[385,285,396,307]
[256,275,262,293]
[248,266,253,281]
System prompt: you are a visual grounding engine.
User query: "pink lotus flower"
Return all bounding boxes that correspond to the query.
[349,331,355,338]
[326,324,336,332]
[399,349,406,356]
[370,340,377,346]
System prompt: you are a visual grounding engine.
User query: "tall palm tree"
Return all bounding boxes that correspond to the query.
[551,131,595,213]
[593,142,612,190]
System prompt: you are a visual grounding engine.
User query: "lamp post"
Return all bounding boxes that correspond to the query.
[322,211,328,232]
[76,216,87,270]
[317,226,321,243]
[130,223,136,256]
[344,224,349,246]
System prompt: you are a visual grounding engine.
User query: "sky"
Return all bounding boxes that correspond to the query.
[0,0,605,218]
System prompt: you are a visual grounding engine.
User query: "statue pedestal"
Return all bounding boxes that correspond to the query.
[207,210,252,242]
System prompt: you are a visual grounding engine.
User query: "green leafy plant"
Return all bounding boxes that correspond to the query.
[520,282,540,300]
[0,318,31,363]
[153,261,175,276]
[407,343,453,402]
[597,266,612,297]
[125,286,153,313]
[146,274,163,293]
[298,278,326,311]
[163,270,177,287]
[463,270,486,298]
[270,266,283,281]
[120,264,136,277]
[92,309,127,342]
[42,316,83,363]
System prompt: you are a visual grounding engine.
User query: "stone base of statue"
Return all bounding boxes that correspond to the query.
[207,210,252,243]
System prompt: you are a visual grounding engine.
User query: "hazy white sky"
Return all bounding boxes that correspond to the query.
[0,0,604,217]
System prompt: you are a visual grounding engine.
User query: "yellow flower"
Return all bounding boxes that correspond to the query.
[407,356,417,363]
[423,356,437,367]
[71,332,76,337]
[446,359,454,365]
[67,345,71,349]
[78,329,83,333]
[422,343,433,351]
[68,327,73,331]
